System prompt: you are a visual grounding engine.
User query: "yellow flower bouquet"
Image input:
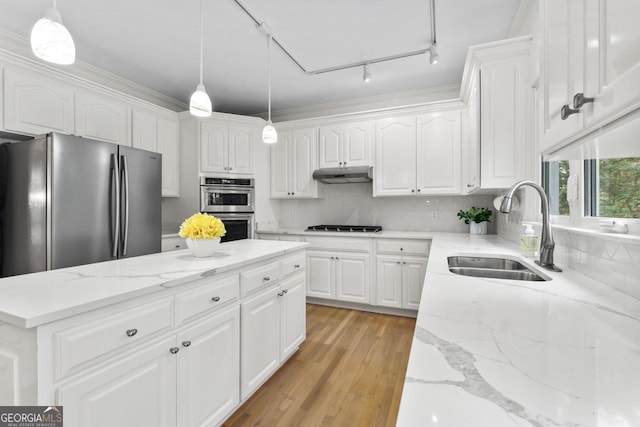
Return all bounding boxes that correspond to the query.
[179,213,226,239]
[179,213,226,257]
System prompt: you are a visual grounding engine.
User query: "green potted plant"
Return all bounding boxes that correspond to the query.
[457,207,492,235]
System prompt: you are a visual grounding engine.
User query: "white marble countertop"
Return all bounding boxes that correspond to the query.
[396,233,640,427]
[257,228,435,240]
[0,239,307,329]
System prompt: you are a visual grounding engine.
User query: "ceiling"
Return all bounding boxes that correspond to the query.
[0,0,521,116]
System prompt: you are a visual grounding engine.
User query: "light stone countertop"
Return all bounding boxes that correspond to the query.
[0,239,307,328]
[396,232,640,427]
[256,228,437,240]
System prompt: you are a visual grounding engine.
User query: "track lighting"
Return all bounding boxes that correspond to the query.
[262,31,278,144]
[190,0,212,118]
[362,64,372,83]
[428,43,440,65]
[31,0,76,65]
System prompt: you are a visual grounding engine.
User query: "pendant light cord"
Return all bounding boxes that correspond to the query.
[430,0,437,45]
[267,33,272,122]
[199,0,204,85]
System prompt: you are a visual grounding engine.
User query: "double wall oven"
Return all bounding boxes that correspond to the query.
[200,177,254,242]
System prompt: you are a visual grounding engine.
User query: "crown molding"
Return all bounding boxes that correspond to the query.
[0,27,187,112]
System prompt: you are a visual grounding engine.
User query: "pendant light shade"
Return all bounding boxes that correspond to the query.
[428,43,440,65]
[31,1,75,65]
[262,31,277,144]
[190,0,212,118]
[190,83,212,117]
[362,64,372,83]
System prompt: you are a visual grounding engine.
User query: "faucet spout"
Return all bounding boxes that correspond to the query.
[500,180,562,272]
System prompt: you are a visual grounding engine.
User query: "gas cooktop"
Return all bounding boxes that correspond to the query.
[305,225,382,233]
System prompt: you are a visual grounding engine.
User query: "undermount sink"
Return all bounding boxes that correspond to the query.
[447,256,550,282]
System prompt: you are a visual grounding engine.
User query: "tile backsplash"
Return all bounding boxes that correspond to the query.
[276,183,496,233]
[496,212,640,301]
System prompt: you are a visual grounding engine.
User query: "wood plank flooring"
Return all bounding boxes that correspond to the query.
[223,304,416,427]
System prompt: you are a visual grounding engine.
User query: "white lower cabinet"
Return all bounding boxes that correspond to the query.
[306,250,370,304]
[279,274,306,360]
[375,256,427,310]
[57,336,177,427]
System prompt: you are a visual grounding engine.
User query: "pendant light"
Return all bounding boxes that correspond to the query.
[362,64,372,83]
[262,32,278,144]
[428,0,440,65]
[190,0,212,117]
[30,0,76,65]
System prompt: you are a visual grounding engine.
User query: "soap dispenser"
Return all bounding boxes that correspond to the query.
[521,224,539,258]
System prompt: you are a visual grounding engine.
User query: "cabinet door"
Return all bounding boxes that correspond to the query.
[416,110,461,194]
[200,122,228,173]
[306,250,335,299]
[157,116,180,197]
[270,132,290,198]
[402,257,428,310]
[375,255,403,308]
[177,306,239,427]
[56,337,176,427]
[588,0,640,128]
[480,55,529,189]
[279,274,306,360]
[132,109,157,152]
[3,68,74,135]
[240,287,280,399]
[335,252,371,304]
[76,92,130,146]
[541,0,586,151]
[343,120,373,167]
[374,116,416,196]
[228,124,253,174]
[462,77,480,193]
[318,124,342,168]
[290,127,318,198]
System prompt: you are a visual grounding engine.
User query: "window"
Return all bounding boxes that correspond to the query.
[543,160,570,216]
[585,157,640,219]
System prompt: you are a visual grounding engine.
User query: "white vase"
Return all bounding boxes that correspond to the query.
[470,222,488,235]
[185,238,221,257]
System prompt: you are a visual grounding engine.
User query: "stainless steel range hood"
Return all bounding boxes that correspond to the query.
[312,166,373,184]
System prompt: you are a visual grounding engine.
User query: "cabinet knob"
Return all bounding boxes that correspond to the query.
[169,347,180,354]
[573,93,594,109]
[403,261,407,265]
[400,247,403,251]
[339,162,343,166]
[182,340,192,348]
[263,276,271,281]
[211,296,221,302]
[417,189,421,193]
[294,264,301,268]
[467,183,474,188]
[396,261,401,264]
[277,291,284,297]
[560,104,580,120]
[126,328,138,337]
[229,167,233,171]
[174,244,181,248]
[411,189,415,193]
[282,289,288,294]
[331,256,335,260]
[224,166,228,170]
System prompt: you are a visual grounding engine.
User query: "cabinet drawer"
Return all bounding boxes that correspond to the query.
[52,297,173,381]
[175,274,239,325]
[304,236,372,252]
[240,261,281,297]
[280,253,305,277]
[161,236,186,252]
[376,239,431,256]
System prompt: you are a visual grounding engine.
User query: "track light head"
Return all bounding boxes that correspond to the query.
[362,64,372,83]
[428,43,440,65]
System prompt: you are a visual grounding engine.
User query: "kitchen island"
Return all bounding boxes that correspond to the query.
[0,239,308,427]
[397,233,640,427]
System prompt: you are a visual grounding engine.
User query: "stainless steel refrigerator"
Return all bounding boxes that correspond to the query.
[0,133,162,277]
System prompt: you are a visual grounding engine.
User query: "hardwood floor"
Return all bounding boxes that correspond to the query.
[223,304,416,427]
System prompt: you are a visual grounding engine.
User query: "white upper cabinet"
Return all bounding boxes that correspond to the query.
[461,76,481,193]
[542,0,640,152]
[375,111,461,196]
[75,91,130,146]
[270,126,320,198]
[416,110,461,194]
[200,121,254,175]
[132,108,180,197]
[3,68,74,135]
[318,120,373,168]
[374,115,416,196]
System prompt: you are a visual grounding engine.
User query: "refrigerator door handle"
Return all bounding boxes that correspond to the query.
[111,154,120,258]
[121,155,130,256]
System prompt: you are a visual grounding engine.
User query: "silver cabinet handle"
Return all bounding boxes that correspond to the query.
[182,341,191,347]
[573,92,594,109]
[120,155,130,256]
[211,296,221,302]
[111,154,120,258]
[126,328,138,337]
[294,264,300,268]
[263,276,271,282]
[169,347,180,354]
[561,104,579,120]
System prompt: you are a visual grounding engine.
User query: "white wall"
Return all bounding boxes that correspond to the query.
[276,183,496,233]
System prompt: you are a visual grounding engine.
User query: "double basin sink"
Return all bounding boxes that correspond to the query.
[448,255,550,282]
